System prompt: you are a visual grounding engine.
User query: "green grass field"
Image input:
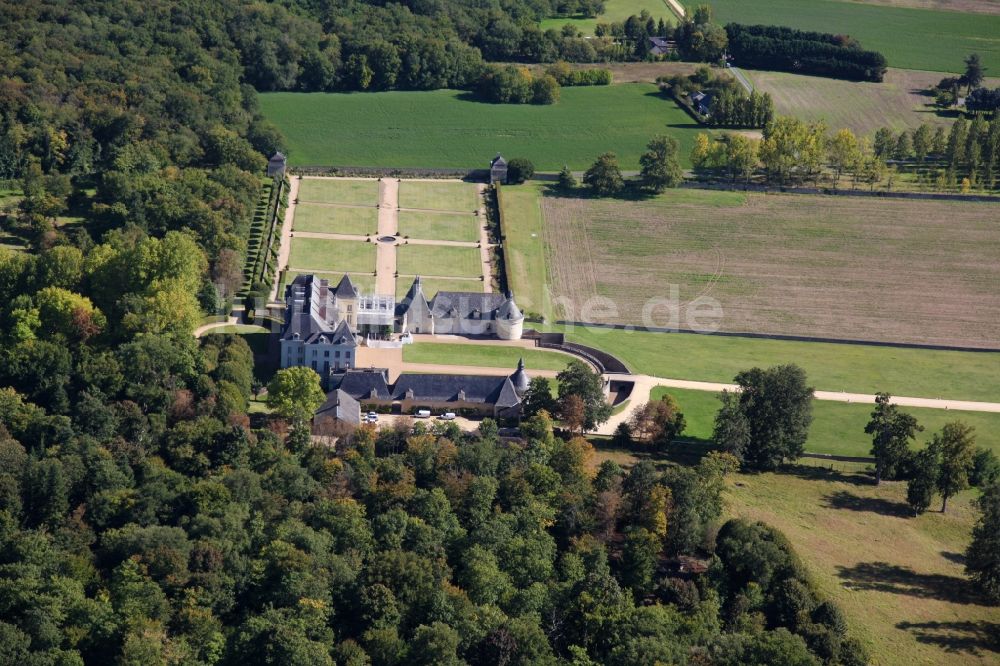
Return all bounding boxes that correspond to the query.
[260,85,704,170]
[651,386,1000,456]
[403,342,572,371]
[396,244,482,278]
[498,183,548,315]
[704,0,1000,72]
[540,0,676,33]
[398,181,480,212]
[397,211,480,242]
[292,204,378,235]
[288,237,376,274]
[563,326,1000,402]
[395,276,485,299]
[297,178,379,205]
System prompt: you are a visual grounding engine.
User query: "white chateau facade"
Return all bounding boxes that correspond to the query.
[279,274,524,371]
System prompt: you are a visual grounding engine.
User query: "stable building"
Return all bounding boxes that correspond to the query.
[327,359,531,419]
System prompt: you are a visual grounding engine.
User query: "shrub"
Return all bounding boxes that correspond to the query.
[505,158,535,184]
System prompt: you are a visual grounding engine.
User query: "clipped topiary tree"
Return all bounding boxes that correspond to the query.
[506,157,535,184]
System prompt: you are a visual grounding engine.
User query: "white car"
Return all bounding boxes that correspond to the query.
[415,409,431,418]
[439,412,457,421]
[367,412,378,422]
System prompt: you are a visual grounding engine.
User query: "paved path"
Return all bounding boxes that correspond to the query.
[475,183,493,293]
[596,373,1000,435]
[269,176,300,303]
[376,179,399,294]
[663,0,686,20]
[193,317,239,338]
[730,67,754,94]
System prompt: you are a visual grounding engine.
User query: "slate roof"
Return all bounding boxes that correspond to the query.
[496,293,523,321]
[335,273,359,298]
[315,389,361,425]
[331,369,392,400]
[392,374,521,407]
[327,361,529,409]
[396,276,432,317]
[430,291,506,321]
[491,153,507,167]
[281,274,358,344]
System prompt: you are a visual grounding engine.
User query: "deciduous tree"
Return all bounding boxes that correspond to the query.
[864,393,921,485]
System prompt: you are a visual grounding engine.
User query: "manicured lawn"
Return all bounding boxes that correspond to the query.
[540,0,675,33]
[704,0,1000,73]
[292,203,378,235]
[288,237,375,274]
[260,85,705,170]
[498,182,548,315]
[559,326,1000,402]
[651,386,1000,457]
[403,342,572,372]
[397,211,480,242]
[395,276,484,299]
[297,178,379,205]
[398,181,480,212]
[396,244,482,278]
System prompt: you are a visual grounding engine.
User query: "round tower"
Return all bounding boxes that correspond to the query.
[495,291,524,340]
[510,357,530,394]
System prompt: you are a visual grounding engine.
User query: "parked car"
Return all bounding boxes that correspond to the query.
[367,411,378,422]
[415,409,431,418]
[439,412,457,421]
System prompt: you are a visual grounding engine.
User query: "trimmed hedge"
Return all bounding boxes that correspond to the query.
[726,24,887,82]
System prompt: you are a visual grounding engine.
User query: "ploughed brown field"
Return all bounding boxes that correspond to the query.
[543,189,1000,347]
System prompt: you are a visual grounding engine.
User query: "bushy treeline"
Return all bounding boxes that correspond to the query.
[545,62,614,86]
[725,24,888,82]
[967,87,1000,113]
[659,68,774,129]
[692,113,1000,191]
[0,372,868,666]
[476,66,561,105]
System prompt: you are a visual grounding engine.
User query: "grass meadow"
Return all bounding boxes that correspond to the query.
[397,211,480,242]
[497,183,549,315]
[396,244,483,278]
[288,237,376,274]
[292,204,378,235]
[260,85,704,170]
[398,181,480,212]
[703,0,1000,72]
[540,0,676,33]
[650,386,1000,457]
[538,187,1000,348]
[296,178,379,205]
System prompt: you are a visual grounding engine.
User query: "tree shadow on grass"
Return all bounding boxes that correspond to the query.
[940,551,967,566]
[823,490,912,517]
[778,464,872,487]
[836,561,986,605]
[896,620,1000,657]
